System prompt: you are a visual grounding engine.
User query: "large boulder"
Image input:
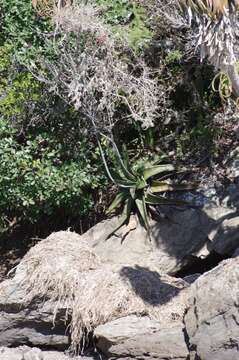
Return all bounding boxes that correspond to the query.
[94,315,189,360]
[208,216,239,255]
[0,230,100,349]
[184,257,239,360]
[0,230,190,352]
[82,211,213,274]
[233,247,239,257]
[0,277,69,348]
[82,205,237,274]
[0,346,99,360]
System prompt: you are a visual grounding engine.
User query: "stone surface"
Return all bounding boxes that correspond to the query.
[82,210,215,274]
[82,203,238,274]
[184,257,239,360]
[226,146,239,179]
[0,346,99,360]
[95,315,189,359]
[233,247,239,257]
[208,216,239,255]
[0,277,69,348]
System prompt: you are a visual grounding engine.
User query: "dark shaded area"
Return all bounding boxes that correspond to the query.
[150,204,237,267]
[120,265,184,306]
[175,251,228,278]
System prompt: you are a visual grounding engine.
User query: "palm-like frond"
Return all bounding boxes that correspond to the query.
[179,0,239,18]
[179,0,239,96]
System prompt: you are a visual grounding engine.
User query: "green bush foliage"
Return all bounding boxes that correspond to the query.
[96,0,153,50]
[0,0,52,59]
[0,119,107,233]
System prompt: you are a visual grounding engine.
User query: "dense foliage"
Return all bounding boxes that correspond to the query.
[0,119,107,233]
[0,0,237,240]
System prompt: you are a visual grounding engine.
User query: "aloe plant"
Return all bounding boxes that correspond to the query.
[99,138,195,239]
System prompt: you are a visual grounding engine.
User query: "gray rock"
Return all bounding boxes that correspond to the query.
[82,210,214,274]
[184,257,239,360]
[221,184,239,209]
[183,274,201,284]
[208,216,239,255]
[0,278,69,348]
[0,346,98,360]
[226,146,239,179]
[82,202,238,274]
[95,315,189,359]
[233,247,239,257]
[187,204,238,258]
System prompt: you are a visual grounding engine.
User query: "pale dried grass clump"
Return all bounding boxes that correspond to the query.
[53,3,102,34]
[14,232,188,352]
[70,265,188,350]
[16,231,101,307]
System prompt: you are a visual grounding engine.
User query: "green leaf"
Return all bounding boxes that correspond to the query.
[150,181,196,193]
[110,169,136,188]
[145,192,189,206]
[143,164,175,180]
[136,177,147,189]
[106,197,133,239]
[135,197,150,234]
[106,191,128,214]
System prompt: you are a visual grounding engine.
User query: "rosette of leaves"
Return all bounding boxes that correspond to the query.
[100,141,194,239]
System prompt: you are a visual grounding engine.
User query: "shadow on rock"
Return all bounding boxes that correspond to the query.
[119,265,185,306]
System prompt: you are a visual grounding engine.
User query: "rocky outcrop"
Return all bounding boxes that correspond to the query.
[233,247,239,257]
[207,216,239,255]
[184,257,239,360]
[0,281,69,349]
[95,315,189,360]
[0,227,238,360]
[95,257,239,360]
[82,210,214,274]
[0,230,191,354]
[0,277,69,348]
[82,203,238,274]
[0,346,98,360]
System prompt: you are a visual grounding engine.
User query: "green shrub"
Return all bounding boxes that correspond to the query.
[96,0,153,50]
[0,44,42,123]
[0,119,107,233]
[0,0,52,59]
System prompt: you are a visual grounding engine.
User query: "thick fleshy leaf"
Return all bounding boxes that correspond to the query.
[117,162,137,182]
[135,197,150,234]
[130,187,136,200]
[136,177,147,190]
[110,169,136,188]
[145,192,189,206]
[101,135,136,182]
[113,145,137,182]
[138,154,167,170]
[143,164,176,180]
[150,181,196,193]
[106,198,133,240]
[106,192,127,214]
[122,144,131,168]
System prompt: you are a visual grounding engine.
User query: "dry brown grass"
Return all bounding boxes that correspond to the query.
[14,231,189,352]
[32,0,72,17]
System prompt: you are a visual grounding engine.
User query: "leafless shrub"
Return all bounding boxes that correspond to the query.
[30,3,159,133]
